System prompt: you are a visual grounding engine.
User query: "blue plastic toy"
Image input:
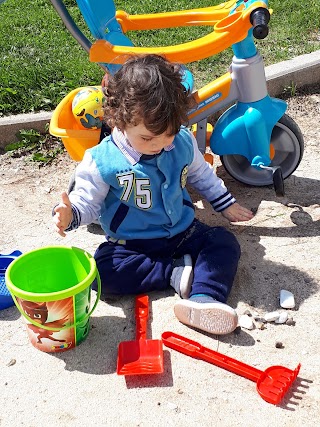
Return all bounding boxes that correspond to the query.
[0,251,22,310]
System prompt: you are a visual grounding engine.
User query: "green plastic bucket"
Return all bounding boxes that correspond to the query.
[5,246,101,353]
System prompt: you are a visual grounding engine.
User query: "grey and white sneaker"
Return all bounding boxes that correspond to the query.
[174,299,238,335]
[170,254,193,299]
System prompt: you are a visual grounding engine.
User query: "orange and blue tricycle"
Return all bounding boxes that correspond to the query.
[5,0,305,196]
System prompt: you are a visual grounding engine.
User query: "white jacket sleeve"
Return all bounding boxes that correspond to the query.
[67,150,110,227]
[187,133,236,212]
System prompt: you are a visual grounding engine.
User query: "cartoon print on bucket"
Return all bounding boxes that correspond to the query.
[18,298,74,351]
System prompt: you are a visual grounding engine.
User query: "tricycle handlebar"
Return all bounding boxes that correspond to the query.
[250,7,270,39]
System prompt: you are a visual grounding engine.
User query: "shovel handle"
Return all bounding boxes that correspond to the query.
[135,295,149,340]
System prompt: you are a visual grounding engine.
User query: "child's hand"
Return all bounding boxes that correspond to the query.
[221,202,254,222]
[53,192,73,237]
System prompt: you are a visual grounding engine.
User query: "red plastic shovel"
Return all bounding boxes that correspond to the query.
[162,331,300,405]
[117,295,164,375]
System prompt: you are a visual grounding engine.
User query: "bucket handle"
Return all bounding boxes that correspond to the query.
[11,272,101,331]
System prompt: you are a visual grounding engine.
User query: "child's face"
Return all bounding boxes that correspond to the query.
[124,122,175,155]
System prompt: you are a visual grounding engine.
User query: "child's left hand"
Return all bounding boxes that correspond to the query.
[221,202,254,222]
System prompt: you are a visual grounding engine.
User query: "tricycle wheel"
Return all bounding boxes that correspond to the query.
[220,114,304,186]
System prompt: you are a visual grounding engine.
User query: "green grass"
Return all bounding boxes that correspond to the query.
[4,126,64,163]
[0,0,319,116]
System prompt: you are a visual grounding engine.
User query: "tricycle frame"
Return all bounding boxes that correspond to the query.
[48,0,304,194]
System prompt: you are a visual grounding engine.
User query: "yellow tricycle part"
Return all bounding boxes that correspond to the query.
[116,1,236,32]
[49,88,101,161]
[90,2,269,65]
[269,143,275,160]
[192,123,214,144]
[189,72,232,121]
[204,152,215,165]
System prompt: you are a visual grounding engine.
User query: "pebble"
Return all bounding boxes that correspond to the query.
[264,311,280,322]
[280,289,295,308]
[255,321,266,330]
[166,402,180,413]
[275,341,284,349]
[286,318,296,326]
[275,311,289,324]
[310,95,320,103]
[238,314,255,330]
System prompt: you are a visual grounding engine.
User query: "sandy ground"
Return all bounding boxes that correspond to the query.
[0,86,319,426]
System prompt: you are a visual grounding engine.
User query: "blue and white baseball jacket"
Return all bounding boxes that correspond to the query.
[67,127,236,240]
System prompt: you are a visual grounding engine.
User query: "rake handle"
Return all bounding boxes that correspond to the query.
[162,331,262,382]
[135,295,149,340]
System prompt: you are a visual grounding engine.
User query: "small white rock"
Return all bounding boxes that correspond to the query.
[238,314,254,330]
[275,311,289,324]
[280,289,295,309]
[166,402,179,411]
[264,311,281,322]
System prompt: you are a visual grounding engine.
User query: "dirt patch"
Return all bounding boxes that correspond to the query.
[0,85,319,426]
[2,86,318,254]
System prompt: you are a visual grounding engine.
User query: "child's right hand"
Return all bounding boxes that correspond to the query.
[53,192,73,237]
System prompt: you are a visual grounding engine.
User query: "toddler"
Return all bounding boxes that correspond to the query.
[53,54,254,335]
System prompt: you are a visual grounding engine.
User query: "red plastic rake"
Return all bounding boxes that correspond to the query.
[162,331,300,404]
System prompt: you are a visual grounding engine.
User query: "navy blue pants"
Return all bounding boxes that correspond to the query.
[93,219,241,303]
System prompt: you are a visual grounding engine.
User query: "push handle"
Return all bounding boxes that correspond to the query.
[162,331,263,382]
[135,295,149,341]
[250,7,270,39]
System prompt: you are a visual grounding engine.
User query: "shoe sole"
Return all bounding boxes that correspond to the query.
[179,254,193,299]
[174,300,238,335]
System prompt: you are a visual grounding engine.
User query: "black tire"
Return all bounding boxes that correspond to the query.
[220,114,304,186]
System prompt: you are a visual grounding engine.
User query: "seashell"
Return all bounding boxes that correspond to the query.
[280,289,295,309]
[264,311,280,322]
[238,314,254,330]
[275,311,288,324]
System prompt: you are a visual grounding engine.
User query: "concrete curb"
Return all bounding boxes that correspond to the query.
[0,111,53,149]
[0,50,319,149]
[265,50,320,97]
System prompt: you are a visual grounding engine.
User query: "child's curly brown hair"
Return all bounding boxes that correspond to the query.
[102,54,195,136]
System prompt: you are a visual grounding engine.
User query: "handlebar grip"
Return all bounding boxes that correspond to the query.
[250,8,270,39]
